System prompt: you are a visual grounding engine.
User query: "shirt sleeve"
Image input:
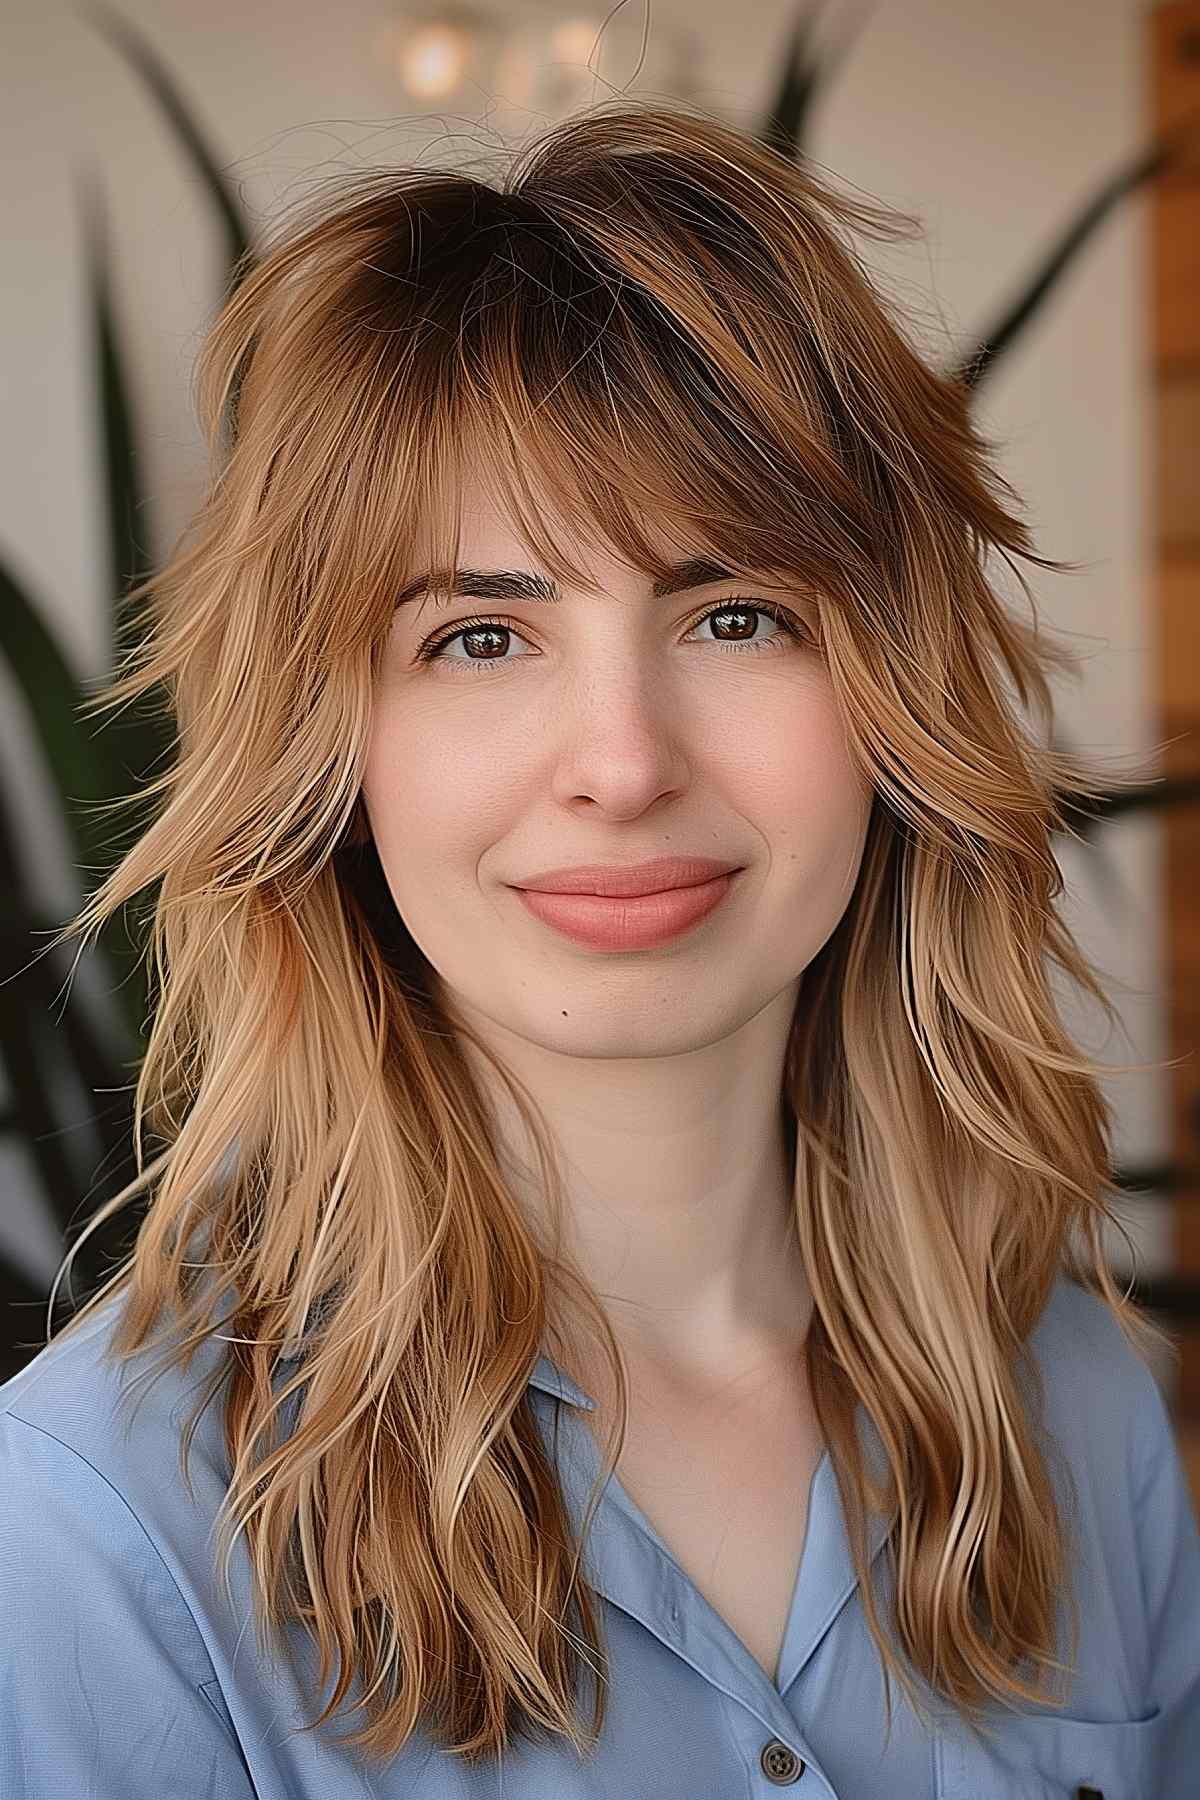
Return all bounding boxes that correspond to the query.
[0,1409,257,1799]
[1131,1359,1200,1799]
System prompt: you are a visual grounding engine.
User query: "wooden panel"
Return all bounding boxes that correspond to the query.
[1153,186,1200,365]
[1157,372,1200,547]
[1164,743,1200,1397]
[1150,5,1200,363]
[1151,2,1200,135]
[1159,556,1200,720]
[1152,1,1200,1413]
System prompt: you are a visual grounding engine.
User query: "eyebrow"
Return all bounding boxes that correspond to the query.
[393,556,747,610]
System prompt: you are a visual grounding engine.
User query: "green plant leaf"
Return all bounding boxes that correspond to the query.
[0,771,145,1326]
[0,560,120,857]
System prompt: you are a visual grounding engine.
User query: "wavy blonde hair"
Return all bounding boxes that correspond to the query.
[42,99,1175,1769]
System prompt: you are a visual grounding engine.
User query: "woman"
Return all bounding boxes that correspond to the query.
[2,99,1197,1798]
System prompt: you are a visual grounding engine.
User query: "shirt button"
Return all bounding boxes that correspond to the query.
[759,1738,806,1784]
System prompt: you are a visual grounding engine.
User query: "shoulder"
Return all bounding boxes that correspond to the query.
[1027,1270,1161,1411]
[1030,1277,1200,1765]
[1026,1271,1172,1464]
[1021,1271,1175,1519]
[0,1290,272,1794]
[1030,1275,1199,1681]
[0,1286,238,1672]
[1,1282,236,1511]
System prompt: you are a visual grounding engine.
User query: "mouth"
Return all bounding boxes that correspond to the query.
[514,856,743,898]
[511,868,742,952]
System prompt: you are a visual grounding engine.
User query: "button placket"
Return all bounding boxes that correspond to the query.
[759,1737,806,1784]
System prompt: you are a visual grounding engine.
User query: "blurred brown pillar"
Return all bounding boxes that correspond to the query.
[1152,1,1200,1414]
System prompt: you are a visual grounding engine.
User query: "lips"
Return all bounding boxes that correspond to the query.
[514,855,742,897]
[513,869,740,951]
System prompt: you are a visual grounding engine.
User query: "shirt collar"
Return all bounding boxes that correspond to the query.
[273,1334,598,1412]
[265,1296,597,1411]
[528,1352,597,1411]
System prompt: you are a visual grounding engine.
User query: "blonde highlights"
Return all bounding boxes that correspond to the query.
[41,99,1173,1767]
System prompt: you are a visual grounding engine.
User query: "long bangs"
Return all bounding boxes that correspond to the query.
[324,178,878,646]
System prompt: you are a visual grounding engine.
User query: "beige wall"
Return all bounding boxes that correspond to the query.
[1,0,1167,1310]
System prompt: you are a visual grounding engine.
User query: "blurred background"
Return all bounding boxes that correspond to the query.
[2,0,1199,1509]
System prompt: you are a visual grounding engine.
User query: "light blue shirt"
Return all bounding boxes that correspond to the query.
[1,1273,1197,1798]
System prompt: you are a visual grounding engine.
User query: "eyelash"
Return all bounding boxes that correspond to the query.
[412,598,813,674]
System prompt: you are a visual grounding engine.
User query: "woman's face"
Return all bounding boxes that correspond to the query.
[361,466,874,1061]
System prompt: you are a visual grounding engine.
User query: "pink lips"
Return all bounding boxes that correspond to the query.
[515,855,742,897]
[512,859,743,951]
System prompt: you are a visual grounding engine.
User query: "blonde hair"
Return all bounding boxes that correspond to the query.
[41,98,1174,1769]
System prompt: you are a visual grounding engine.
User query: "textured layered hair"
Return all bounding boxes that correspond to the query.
[43,99,1172,1768]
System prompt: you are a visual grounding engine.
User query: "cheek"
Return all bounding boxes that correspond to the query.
[745,697,874,924]
[740,682,872,834]
[361,711,513,869]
